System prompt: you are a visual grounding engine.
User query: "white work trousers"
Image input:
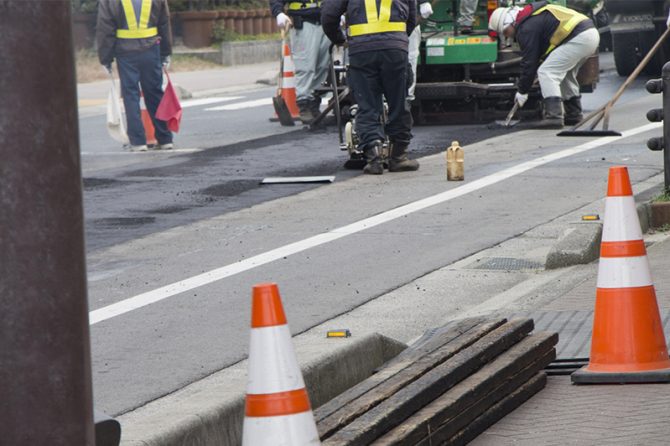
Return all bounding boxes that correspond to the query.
[458,0,479,26]
[290,21,331,102]
[537,27,600,100]
[408,25,421,100]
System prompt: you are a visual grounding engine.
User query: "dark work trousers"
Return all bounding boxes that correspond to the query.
[348,49,412,149]
[117,43,172,146]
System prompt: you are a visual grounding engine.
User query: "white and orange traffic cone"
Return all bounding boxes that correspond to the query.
[242,283,320,445]
[140,90,157,146]
[572,166,670,384]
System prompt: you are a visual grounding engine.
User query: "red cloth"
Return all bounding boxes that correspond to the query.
[156,71,182,133]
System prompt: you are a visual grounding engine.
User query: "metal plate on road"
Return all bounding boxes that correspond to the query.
[261,176,335,184]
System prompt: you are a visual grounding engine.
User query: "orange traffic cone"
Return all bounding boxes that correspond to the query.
[278,40,300,120]
[572,166,670,384]
[242,283,320,445]
[140,90,157,146]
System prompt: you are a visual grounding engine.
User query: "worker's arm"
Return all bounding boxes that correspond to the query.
[96,0,117,67]
[407,0,417,35]
[516,28,542,95]
[269,0,286,18]
[321,0,347,45]
[158,0,172,60]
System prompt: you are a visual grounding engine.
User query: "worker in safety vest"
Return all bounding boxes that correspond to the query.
[489,2,599,129]
[408,0,433,102]
[322,0,419,175]
[270,0,331,124]
[96,0,173,151]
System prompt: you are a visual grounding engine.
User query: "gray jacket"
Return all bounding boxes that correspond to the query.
[96,0,172,66]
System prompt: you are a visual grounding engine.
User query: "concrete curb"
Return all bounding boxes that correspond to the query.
[118,332,406,446]
[175,40,281,66]
[545,199,656,270]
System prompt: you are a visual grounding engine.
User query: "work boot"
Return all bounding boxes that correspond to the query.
[536,97,564,129]
[297,99,313,124]
[563,96,583,126]
[363,140,384,175]
[460,25,473,34]
[388,140,419,172]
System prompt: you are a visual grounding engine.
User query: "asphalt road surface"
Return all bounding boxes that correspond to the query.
[79,54,663,415]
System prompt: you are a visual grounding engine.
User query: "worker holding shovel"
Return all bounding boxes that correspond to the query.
[489,2,599,129]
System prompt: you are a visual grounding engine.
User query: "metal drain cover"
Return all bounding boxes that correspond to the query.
[469,257,543,271]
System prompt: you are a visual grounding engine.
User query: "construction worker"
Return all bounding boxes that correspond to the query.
[458,0,479,34]
[322,0,419,175]
[96,0,174,151]
[489,1,599,128]
[270,0,331,124]
[408,0,434,101]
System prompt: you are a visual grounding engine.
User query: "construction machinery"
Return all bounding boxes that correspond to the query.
[412,0,601,124]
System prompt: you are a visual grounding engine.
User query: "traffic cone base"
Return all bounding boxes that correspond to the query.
[572,166,670,384]
[243,412,320,446]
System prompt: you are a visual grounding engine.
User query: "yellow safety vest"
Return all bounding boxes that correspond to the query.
[288,0,321,10]
[116,0,158,39]
[348,0,406,37]
[532,4,588,56]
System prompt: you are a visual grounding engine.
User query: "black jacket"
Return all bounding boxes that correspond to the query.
[321,0,416,55]
[270,0,321,22]
[515,1,594,94]
[96,0,172,66]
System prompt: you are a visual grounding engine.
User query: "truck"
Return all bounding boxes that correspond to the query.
[603,0,670,76]
[412,0,601,123]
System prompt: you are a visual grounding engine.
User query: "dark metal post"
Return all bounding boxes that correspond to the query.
[0,2,95,445]
[663,62,670,191]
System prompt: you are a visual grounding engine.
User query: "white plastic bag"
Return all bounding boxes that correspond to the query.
[106,72,129,144]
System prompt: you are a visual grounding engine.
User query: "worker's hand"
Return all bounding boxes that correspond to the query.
[515,92,528,108]
[420,2,433,19]
[666,11,670,27]
[103,63,112,74]
[162,55,171,70]
[340,14,346,28]
[276,12,291,28]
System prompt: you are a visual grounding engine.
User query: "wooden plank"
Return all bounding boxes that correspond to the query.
[315,317,491,423]
[374,332,557,445]
[322,318,535,446]
[317,319,506,438]
[446,372,548,446]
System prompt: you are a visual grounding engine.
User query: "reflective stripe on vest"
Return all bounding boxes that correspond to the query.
[532,4,588,56]
[348,0,406,37]
[288,1,321,10]
[116,0,158,39]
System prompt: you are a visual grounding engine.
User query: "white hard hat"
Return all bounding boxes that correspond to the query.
[488,7,520,35]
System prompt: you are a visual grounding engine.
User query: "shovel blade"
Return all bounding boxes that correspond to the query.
[273,95,295,127]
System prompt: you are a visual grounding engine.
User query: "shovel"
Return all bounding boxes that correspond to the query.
[493,101,520,128]
[273,25,295,127]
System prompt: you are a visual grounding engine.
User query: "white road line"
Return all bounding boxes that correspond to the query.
[205,98,273,111]
[88,122,661,325]
[181,96,244,109]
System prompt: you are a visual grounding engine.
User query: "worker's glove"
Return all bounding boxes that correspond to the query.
[666,11,670,27]
[276,12,291,28]
[420,2,433,19]
[103,63,112,74]
[162,55,171,70]
[515,92,528,108]
[340,14,346,28]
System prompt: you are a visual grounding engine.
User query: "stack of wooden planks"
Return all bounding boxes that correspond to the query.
[314,317,557,446]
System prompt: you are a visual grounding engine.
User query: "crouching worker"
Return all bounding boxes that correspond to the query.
[489,2,599,129]
[321,0,420,175]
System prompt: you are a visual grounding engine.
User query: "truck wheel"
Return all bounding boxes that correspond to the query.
[640,31,663,76]
[612,32,641,77]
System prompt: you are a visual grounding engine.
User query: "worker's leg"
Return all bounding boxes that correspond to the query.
[349,51,385,174]
[116,52,145,146]
[458,0,478,27]
[307,22,332,115]
[138,45,172,145]
[407,25,421,101]
[381,49,419,171]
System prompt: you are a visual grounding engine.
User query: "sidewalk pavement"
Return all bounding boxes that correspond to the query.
[77,61,277,115]
[471,231,670,446]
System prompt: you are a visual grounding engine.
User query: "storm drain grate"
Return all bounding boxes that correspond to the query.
[469,257,543,271]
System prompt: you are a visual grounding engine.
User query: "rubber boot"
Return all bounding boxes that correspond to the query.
[388,140,419,172]
[363,140,384,175]
[536,97,564,129]
[563,96,583,126]
[297,99,313,124]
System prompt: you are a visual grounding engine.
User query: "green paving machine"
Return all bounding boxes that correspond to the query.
[413,0,601,124]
